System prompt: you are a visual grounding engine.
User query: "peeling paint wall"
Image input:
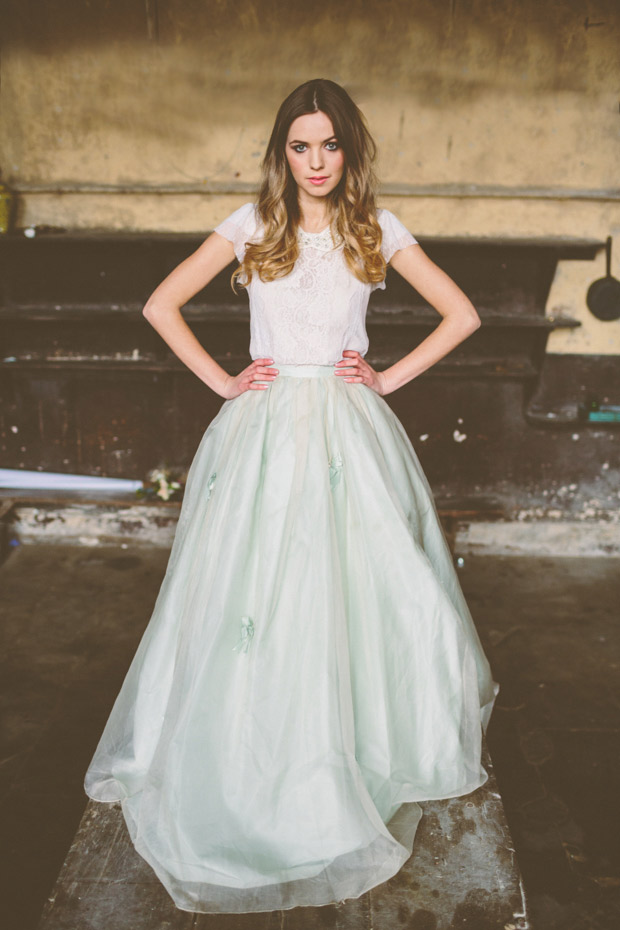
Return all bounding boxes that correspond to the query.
[2,0,619,354]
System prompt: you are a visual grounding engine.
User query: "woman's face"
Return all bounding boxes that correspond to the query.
[285,110,345,202]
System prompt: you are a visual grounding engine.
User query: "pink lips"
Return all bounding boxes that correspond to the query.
[309,177,328,185]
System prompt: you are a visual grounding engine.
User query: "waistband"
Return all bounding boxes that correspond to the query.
[267,363,357,379]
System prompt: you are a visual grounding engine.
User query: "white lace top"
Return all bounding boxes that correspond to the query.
[213,202,418,366]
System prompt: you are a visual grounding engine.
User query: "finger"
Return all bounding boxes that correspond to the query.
[247,367,274,389]
[248,373,269,389]
[252,360,278,377]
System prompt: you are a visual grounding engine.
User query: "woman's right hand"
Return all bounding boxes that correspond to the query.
[219,358,279,399]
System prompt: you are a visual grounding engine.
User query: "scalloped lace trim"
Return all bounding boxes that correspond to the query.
[298,225,343,252]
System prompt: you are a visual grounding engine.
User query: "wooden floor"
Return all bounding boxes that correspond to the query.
[5,538,618,929]
[36,745,528,930]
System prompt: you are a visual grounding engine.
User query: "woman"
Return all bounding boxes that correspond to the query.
[84,78,498,914]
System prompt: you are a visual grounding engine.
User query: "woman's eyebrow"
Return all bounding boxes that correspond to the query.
[288,136,338,145]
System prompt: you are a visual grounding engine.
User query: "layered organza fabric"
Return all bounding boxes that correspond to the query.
[85,365,498,914]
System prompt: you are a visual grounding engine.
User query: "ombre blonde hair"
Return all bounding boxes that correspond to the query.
[233,79,386,290]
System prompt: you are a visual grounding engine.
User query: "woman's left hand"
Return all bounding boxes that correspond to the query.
[334,350,387,395]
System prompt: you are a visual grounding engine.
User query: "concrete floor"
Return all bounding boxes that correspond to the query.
[1,541,619,930]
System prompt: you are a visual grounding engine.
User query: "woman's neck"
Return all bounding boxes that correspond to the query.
[297,193,330,233]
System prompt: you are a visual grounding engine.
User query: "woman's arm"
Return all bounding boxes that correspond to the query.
[142,231,271,398]
[377,243,481,395]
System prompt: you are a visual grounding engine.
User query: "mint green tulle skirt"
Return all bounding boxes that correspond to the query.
[84,362,498,914]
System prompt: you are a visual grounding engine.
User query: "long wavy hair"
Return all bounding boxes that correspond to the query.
[233,79,386,289]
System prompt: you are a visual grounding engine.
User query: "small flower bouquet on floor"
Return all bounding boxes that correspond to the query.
[136,465,187,502]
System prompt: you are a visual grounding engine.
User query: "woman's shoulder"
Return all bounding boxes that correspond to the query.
[213,202,261,262]
[376,207,415,235]
[216,201,260,231]
[375,208,418,261]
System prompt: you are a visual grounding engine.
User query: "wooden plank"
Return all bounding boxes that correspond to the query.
[369,746,528,930]
[0,303,581,328]
[36,745,528,930]
[0,498,16,520]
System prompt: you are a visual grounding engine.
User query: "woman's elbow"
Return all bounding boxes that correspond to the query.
[142,298,156,321]
[463,306,482,332]
[446,300,481,334]
[142,297,171,322]
[469,311,482,332]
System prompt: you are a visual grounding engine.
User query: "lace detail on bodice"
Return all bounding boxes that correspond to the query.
[213,203,417,366]
[297,225,343,253]
[261,232,352,364]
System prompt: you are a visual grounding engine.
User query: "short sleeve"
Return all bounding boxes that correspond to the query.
[377,209,418,263]
[213,202,260,263]
[371,209,418,291]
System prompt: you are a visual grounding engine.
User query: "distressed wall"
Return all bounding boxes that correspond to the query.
[2,0,619,355]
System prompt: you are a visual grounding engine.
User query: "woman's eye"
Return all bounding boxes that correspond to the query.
[290,142,339,153]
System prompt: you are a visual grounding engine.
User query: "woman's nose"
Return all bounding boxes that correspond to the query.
[309,149,324,170]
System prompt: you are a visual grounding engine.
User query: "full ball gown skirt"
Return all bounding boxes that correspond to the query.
[84,363,498,914]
